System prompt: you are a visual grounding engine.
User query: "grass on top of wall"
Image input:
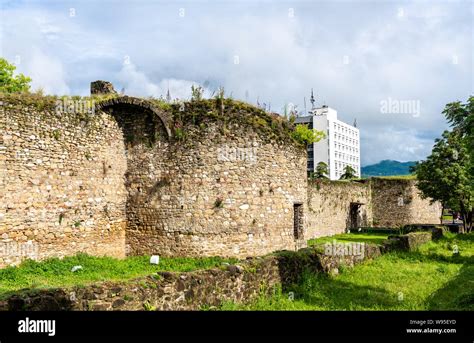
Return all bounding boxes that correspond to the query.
[308,232,390,246]
[167,97,302,145]
[358,175,417,181]
[0,254,238,299]
[222,232,474,311]
[372,175,417,180]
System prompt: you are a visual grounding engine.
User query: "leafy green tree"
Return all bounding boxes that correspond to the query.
[413,97,473,233]
[313,161,329,179]
[292,124,325,145]
[0,58,31,93]
[443,96,474,180]
[339,165,357,180]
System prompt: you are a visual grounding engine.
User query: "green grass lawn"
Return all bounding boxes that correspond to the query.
[222,232,474,310]
[0,254,237,299]
[308,232,390,246]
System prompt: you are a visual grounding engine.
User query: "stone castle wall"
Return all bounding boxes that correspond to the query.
[306,180,372,238]
[371,178,442,227]
[99,100,307,258]
[0,91,441,267]
[123,130,307,257]
[0,96,128,267]
[0,94,307,265]
[305,178,441,239]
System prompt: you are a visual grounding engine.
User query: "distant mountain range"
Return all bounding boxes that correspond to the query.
[361,160,417,177]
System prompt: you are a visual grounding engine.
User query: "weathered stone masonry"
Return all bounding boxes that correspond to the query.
[0,87,441,267]
[305,178,441,238]
[0,244,383,311]
[370,178,442,227]
[0,97,127,267]
[0,92,307,265]
[307,180,372,238]
[96,96,308,258]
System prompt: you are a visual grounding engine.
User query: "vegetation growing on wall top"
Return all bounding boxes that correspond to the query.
[1,90,323,147]
[160,97,322,146]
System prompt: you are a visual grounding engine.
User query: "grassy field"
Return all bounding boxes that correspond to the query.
[2,233,472,310]
[222,232,474,310]
[308,232,390,246]
[0,254,237,299]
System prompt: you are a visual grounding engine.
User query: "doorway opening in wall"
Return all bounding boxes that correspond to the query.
[349,202,364,230]
[293,203,303,240]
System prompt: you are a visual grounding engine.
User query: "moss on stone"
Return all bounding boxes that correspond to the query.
[0,93,305,147]
[164,98,301,146]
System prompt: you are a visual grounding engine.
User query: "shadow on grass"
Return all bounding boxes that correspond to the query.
[287,272,400,310]
[389,250,474,265]
[446,233,474,243]
[426,262,474,310]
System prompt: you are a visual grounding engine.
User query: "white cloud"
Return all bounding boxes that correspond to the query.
[361,128,435,165]
[116,62,211,100]
[26,48,70,95]
[0,0,471,164]
[35,17,61,40]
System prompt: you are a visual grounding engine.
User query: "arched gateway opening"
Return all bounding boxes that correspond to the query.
[96,96,172,143]
[97,97,173,256]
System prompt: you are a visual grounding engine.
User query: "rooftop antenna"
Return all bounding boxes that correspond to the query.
[310,88,316,109]
[166,81,171,103]
[303,97,307,116]
[353,118,358,128]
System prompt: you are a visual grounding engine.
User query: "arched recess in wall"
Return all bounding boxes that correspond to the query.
[96,96,172,146]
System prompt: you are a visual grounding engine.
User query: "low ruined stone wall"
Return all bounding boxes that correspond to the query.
[0,244,382,311]
[383,231,434,252]
[0,95,127,267]
[371,178,442,227]
[306,180,372,239]
[0,229,439,311]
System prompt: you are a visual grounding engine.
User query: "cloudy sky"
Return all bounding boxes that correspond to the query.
[1,0,472,165]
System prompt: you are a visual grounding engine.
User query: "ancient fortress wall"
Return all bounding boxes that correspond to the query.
[0,90,441,267]
[371,178,442,227]
[305,178,441,238]
[97,98,308,258]
[123,129,307,257]
[0,95,128,267]
[0,93,307,265]
[306,180,372,238]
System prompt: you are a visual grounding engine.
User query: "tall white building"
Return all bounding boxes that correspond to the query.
[295,105,361,180]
